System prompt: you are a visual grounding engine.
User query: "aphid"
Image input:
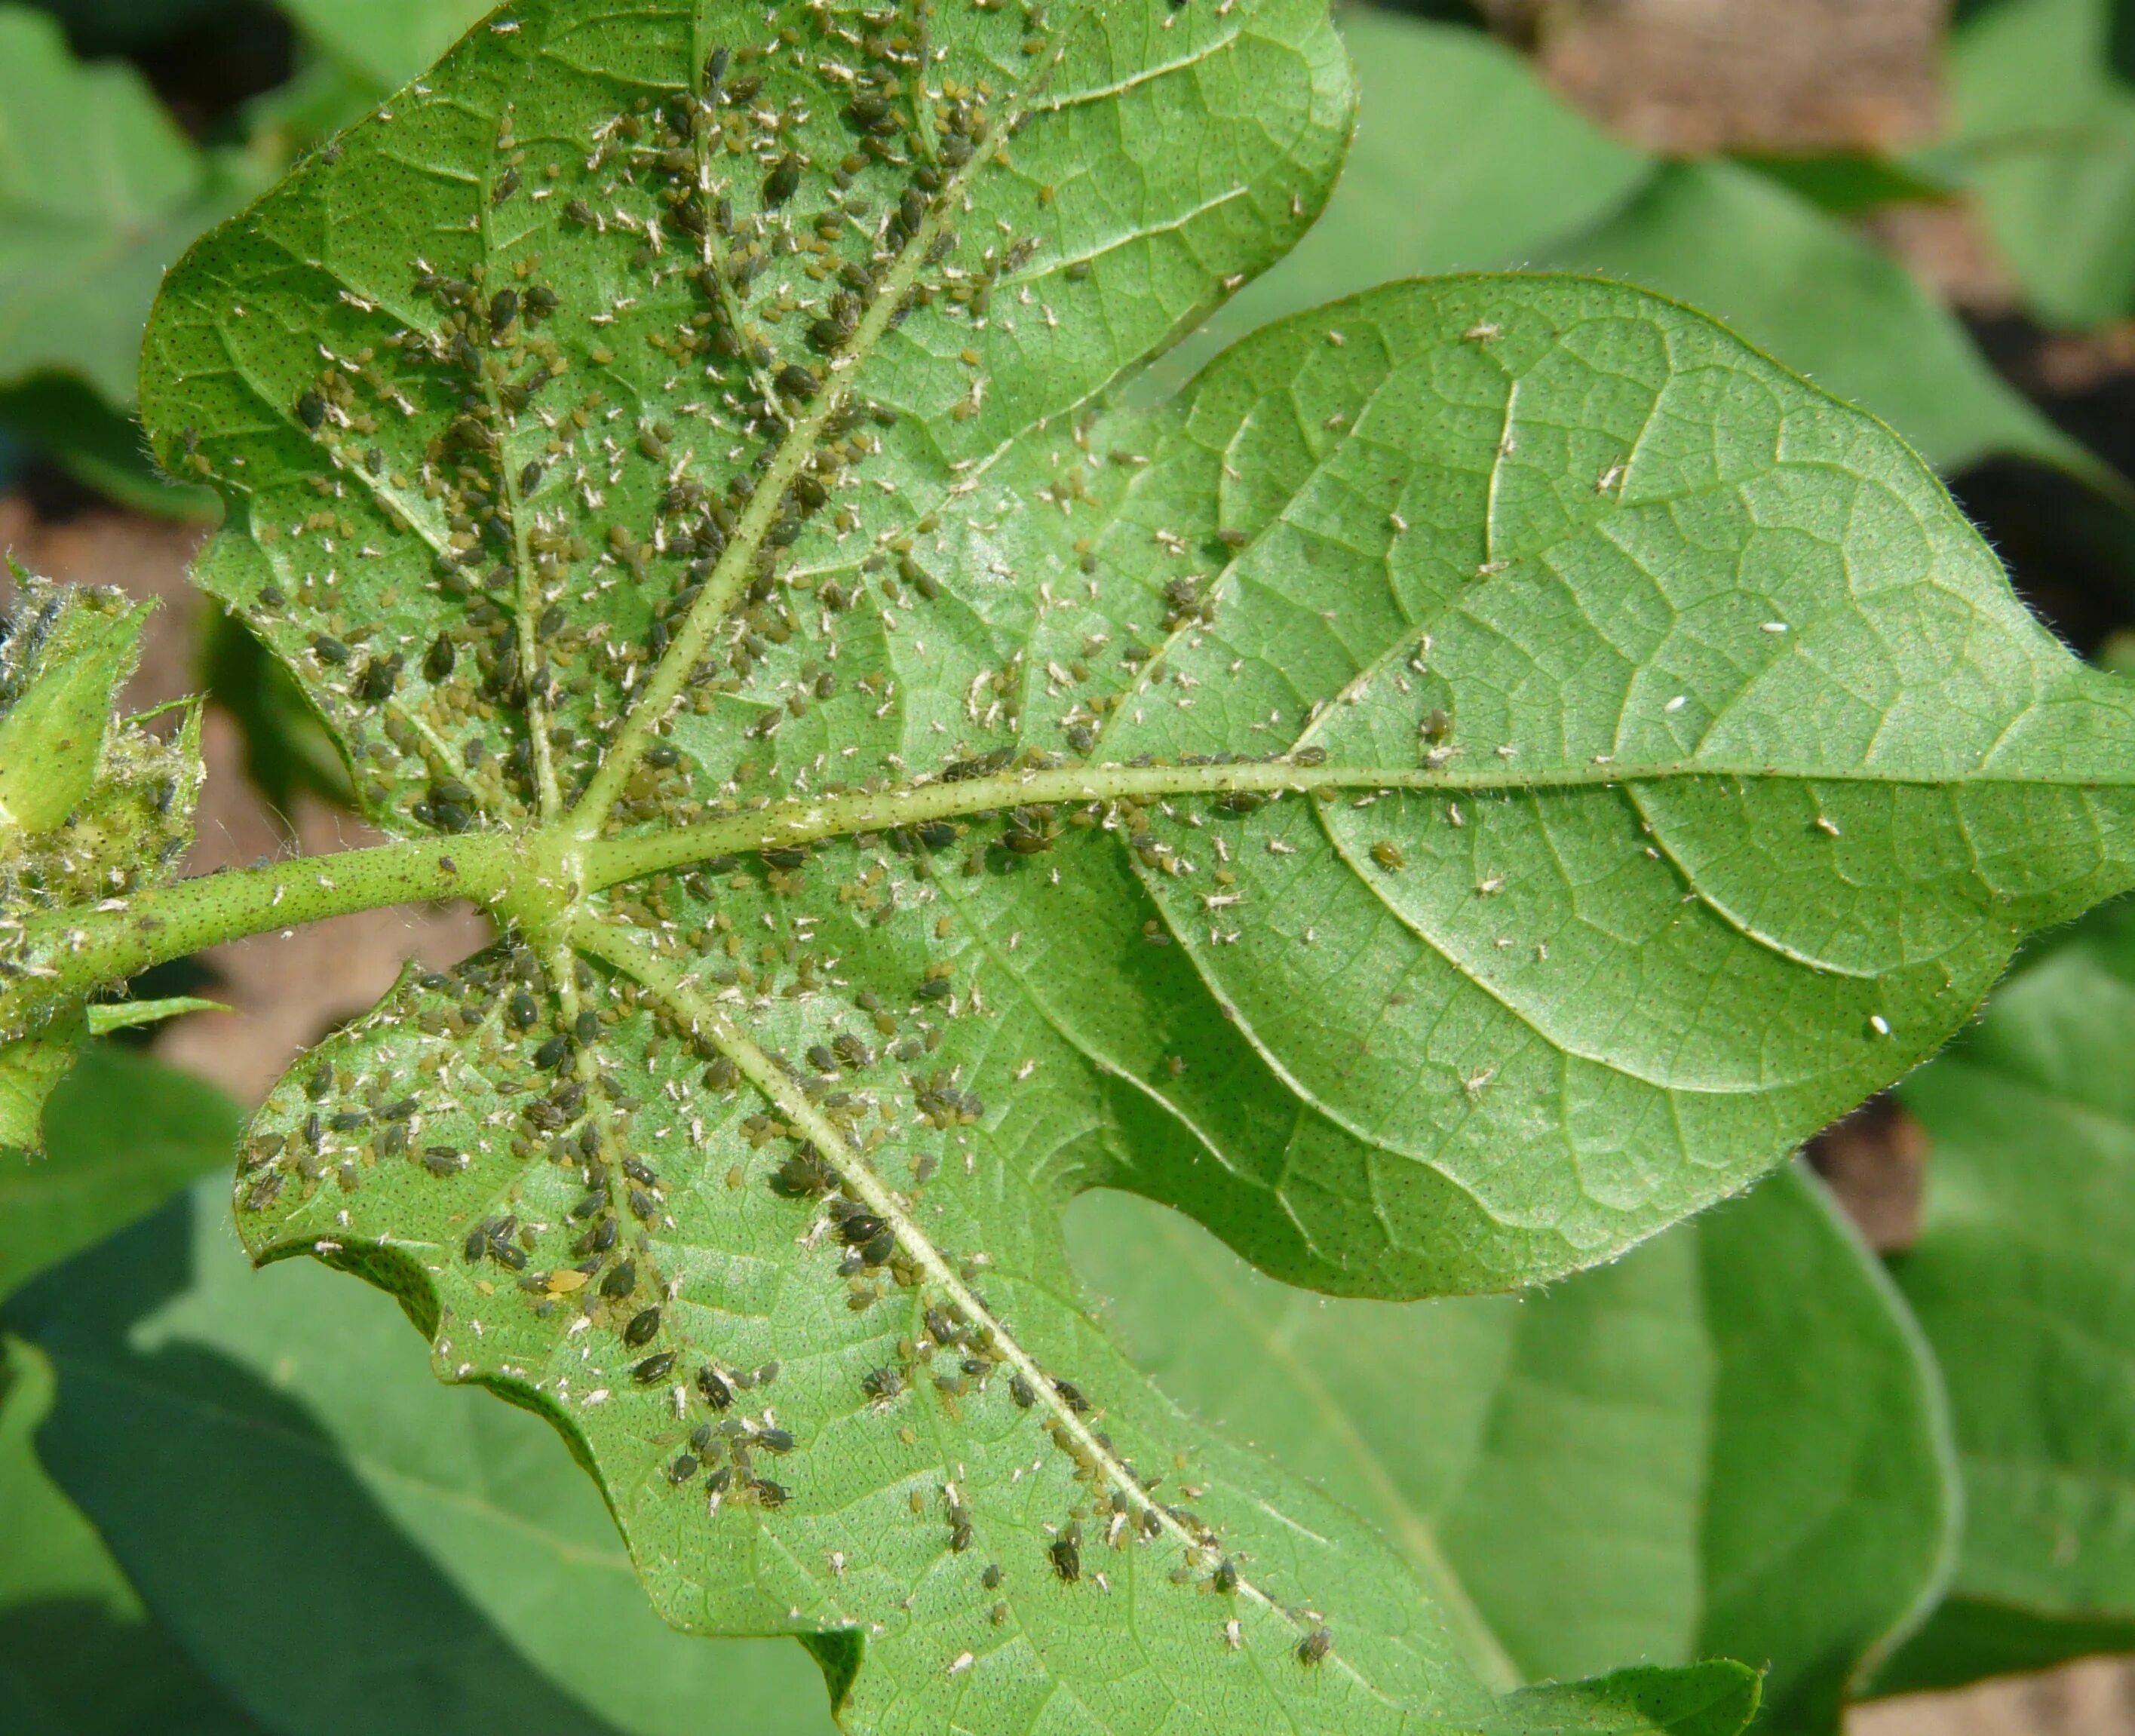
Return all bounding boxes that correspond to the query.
[756,1426,796,1455]
[1049,1532,1081,1583]
[533,1033,571,1069]
[624,1306,662,1347]
[297,391,327,430]
[839,1212,886,1247]
[422,1146,466,1177]
[698,1364,735,1409]
[1297,1627,1333,1666]
[424,633,456,681]
[1213,1557,1239,1594]
[492,167,521,205]
[1370,840,1406,873]
[312,634,351,665]
[775,363,818,400]
[633,1351,677,1385]
[1009,1375,1036,1408]
[1051,1378,1090,1414]
[667,1454,699,1484]
[490,287,520,331]
[753,1479,790,1508]
[862,1365,903,1402]
[519,460,544,495]
[510,989,539,1029]
[463,1226,489,1262]
[981,1563,1003,1590]
[601,1260,637,1301]
[764,154,802,205]
[575,1010,601,1044]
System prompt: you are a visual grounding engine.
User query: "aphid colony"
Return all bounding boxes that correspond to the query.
[235,2,1074,842]
[0,581,199,928]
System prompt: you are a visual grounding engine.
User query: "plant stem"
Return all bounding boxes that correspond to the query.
[0,830,520,1024]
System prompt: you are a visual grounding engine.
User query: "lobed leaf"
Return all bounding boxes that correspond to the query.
[1871,895,2135,1692]
[124,0,2135,1725]
[1071,1162,1955,1735]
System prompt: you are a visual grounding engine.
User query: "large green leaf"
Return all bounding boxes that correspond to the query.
[1946,0,2135,329]
[1070,1162,1955,1734]
[6,1178,839,1736]
[0,1333,268,1735]
[0,1044,241,1302]
[115,0,2135,1725]
[0,5,256,410]
[1871,895,2135,1692]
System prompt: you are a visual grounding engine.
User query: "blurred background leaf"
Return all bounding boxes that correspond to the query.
[1870,897,2135,1695]
[5,1176,841,1736]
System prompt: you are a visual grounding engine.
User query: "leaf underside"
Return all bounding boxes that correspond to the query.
[127,0,2135,1728]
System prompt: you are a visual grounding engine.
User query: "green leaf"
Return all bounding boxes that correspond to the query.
[0,4,257,411]
[0,578,206,1146]
[6,1178,842,1736]
[127,0,2135,1723]
[1871,894,2135,1692]
[0,1044,241,1303]
[1543,158,2095,477]
[84,995,229,1035]
[1070,1162,1955,1734]
[0,585,149,839]
[0,1333,269,1735]
[1946,0,2135,328]
[278,0,502,90]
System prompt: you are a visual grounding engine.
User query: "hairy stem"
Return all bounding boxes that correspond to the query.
[0,831,518,1024]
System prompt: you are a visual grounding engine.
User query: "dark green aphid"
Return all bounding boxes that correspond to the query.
[629,1187,658,1222]
[807,1044,837,1073]
[633,1351,677,1385]
[916,820,958,851]
[357,656,401,702]
[490,287,519,331]
[623,1156,658,1187]
[1297,1628,1333,1666]
[862,1228,896,1267]
[1009,1374,1036,1408]
[914,977,952,1001]
[422,1146,465,1177]
[644,741,680,769]
[423,633,456,681]
[525,285,560,319]
[297,391,327,430]
[519,460,544,495]
[756,1426,795,1455]
[624,1306,662,1347]
[839,1212,886,1246]
[1213,1557,1239,1594]
[575,1009,600,1044]
[753,1478,789,1508]
[698,1364,734,1409]
[763,153,802,206]
[762,845,808,870]
[463,1227,488,1262]
[490,1238,528,1272]
[1049,1532,1081,1583]
[602,1260,637,1300]
[667,1454,699,1484]
[569,1189,607,1221]
[565,198,597,225]
[941,747,1015,782]
[704,45,729,90]
[862,1365,903,1402]
[509,989,538,1029]
[773,1149,838,1197]
[311,635,351,665]
[492,167,521,205]
[775,363,818,400]
[981,1563,1003,1589]
[534,1033,571,1069]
